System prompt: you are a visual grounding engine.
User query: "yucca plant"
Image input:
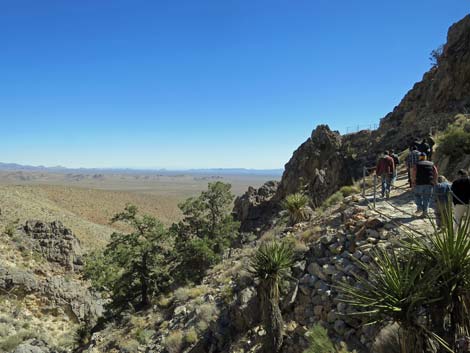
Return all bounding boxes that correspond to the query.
[337,247,450,353]
[250,241,294,353]
[282,193,310,225]
[406,205,470,351]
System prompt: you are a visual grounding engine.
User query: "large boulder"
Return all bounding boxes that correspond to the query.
[233,180,280,232]
[274,125,355,207]
[21,220,84,271]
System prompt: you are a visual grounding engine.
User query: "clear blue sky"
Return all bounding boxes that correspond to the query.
[0,1,468,169]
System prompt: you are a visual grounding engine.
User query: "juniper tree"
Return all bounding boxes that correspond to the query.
[85,205,173,311]
[172,182,239,283]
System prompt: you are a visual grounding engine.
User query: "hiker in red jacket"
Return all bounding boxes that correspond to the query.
[376,151,395,199]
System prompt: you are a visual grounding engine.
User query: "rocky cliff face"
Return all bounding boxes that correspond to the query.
[235,15,470,232]
[375,15,470,151]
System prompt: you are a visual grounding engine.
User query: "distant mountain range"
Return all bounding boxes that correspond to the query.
[0,162,283,177]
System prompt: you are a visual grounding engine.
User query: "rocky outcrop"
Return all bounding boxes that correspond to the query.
[21,220,84,271]
[0,264,104,323]
[274,125,356,207]
[233,181,280,232]
[375,15,470,151]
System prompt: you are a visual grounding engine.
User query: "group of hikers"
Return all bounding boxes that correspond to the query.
[375,136,470,227]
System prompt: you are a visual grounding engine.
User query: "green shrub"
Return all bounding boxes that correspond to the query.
[174,286,208,303]
[282,193,310,225]
[303,325,355,353]
[321,191,344,210]
[135,328,153,345]
[339,185,360,197]
[196,303,218,323]
[303,325,336,353]
[165,330,183,353]
[0,330,39,352]
[184,327,198,344]
[437,126,470,158]
[4,219,19,237]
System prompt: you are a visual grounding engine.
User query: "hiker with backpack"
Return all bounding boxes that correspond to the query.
[411,153,438,218]
[376,151,395,199]
[390,149,400,185]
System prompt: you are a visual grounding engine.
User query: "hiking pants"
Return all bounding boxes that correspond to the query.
[414,184,433,213]
[380,174,392,197]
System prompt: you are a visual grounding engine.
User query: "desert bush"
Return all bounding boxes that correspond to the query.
[220,284,234,304]
[4,219,19,237]
[321,191,344,210]
[135,328,153,345]
[282,235,309,254]
[184,327,198,344]
[119,338,140,353]
[196,303,218,323]
[282,193,310,225]
[437,125,470,159]
[196,320,208,332]
[156,294,173,308]
[174,286,208,303]
[303,324,336,353]
[339,185,360,197]
[165,330,184,353]
[0,330,40,352]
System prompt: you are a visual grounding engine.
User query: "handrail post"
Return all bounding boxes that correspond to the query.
[362,167,366,198]
[373,174,377,209]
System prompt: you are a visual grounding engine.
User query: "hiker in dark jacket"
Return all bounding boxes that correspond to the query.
[390,150,400,185]
[376,151,395,199]
[434,175,452,227]
[411,153,438,217]
[451,169,470,226]
[418,139,431,157]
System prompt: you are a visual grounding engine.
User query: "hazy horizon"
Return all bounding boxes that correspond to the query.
[1,1,468,169]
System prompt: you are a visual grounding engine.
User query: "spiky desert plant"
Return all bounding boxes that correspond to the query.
[407,205,470,350]
[338,248,449,353]
[250,241,294,353]
[282,193,310,225]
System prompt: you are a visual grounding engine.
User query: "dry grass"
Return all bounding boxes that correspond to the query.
[165,330,184,353]
[174,286,209,303]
